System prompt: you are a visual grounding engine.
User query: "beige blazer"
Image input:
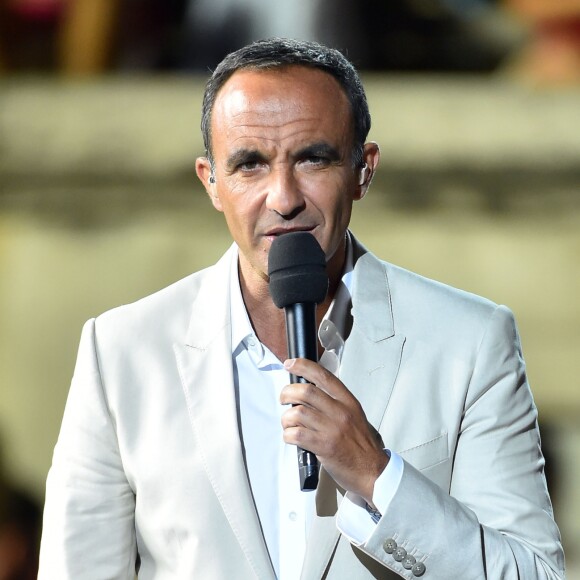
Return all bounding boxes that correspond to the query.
[39,236,564,579]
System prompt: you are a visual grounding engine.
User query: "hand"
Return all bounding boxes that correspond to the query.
[280,358,388,504]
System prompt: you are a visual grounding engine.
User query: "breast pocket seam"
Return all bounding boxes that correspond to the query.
[398,432,448,471]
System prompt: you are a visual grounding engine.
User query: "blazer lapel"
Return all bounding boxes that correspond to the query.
[302,239,406,579]
[340,248,406,428]
[174,247,275,579]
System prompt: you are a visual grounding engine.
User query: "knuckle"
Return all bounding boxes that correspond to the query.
[293,404,308,422]
[336,405,354,426]
[301,382,318,399]
[293,426,308,445]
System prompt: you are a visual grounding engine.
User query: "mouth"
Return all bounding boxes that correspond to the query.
[264,226,316,242]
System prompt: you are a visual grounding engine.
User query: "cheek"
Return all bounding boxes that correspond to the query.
[220,180,263,216]
[309,185,355,224]
[219,195,260,238]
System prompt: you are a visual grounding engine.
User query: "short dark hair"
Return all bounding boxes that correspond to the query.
[201,38,371,168]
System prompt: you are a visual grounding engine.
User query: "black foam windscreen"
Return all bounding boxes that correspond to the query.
[268,232,329,308]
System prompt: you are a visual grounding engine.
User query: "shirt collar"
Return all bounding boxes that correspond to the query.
[318,233,354,373]
[229,251,266,364]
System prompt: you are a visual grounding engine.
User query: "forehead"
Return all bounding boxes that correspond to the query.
[210,66,353,147]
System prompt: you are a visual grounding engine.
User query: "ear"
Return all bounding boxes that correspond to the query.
[195,156,222,211]
[354,142,380,201]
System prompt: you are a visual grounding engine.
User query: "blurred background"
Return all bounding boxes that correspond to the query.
[1,0,579,576]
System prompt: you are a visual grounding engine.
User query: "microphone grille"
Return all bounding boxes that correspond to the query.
[268,232,328,308]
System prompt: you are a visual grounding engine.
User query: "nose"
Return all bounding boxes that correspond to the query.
[265,166,306,218]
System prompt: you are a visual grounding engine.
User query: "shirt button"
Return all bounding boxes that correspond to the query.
[412,562,426,577]
[247,338,256,347]
[288,511,297,522]
[402,554,416,570]
[383,538,397,554]
[393,546,407,562]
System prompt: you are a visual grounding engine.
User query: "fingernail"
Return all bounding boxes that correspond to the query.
[283,358,295,370]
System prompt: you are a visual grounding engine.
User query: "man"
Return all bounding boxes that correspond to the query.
[39,38,565,579]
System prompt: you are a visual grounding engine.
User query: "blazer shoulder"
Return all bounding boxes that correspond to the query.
[350,233,499,323]
[364,253,510,345]
[93,248,232,347]
[386,261,498,315]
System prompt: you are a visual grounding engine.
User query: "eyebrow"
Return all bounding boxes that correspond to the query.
[295,142,341,161]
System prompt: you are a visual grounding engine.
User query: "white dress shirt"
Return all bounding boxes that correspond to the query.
[229,236,403,579]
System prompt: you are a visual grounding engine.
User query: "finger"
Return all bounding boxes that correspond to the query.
[281,408,336,453]
[283,358,351,401]
[281,402,324,432]
[281,425,317,450]
[280,381,333,410]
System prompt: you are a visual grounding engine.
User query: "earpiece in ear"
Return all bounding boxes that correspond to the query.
[209,175,216,184]
[358,164,368,185]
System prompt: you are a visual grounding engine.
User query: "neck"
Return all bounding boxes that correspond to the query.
[239,236,346,361]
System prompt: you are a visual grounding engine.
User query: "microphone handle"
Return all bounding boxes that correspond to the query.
[285,302,320,491]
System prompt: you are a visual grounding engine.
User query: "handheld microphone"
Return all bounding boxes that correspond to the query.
[268,232,329,491]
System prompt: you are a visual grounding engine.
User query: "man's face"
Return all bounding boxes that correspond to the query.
[196,66,378,291]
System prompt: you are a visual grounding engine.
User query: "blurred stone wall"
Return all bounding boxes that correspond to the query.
[1,76,579,569]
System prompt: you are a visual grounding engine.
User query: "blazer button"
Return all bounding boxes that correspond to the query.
[383,538,397,554]
[393,546,407,562]
[412,561,426,577]
[402,554,416,570]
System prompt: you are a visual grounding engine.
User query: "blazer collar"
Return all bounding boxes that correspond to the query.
[349,235,395,343]
[183,237,395,346]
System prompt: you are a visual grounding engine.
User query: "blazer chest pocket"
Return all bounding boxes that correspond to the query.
[397,432,448,471]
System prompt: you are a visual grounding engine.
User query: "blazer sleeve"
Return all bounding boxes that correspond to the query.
[38,319,137,579]
[350,305,565,579]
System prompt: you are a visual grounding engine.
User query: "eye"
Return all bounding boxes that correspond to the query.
[238,160,261,172]
[235,156,269,174]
